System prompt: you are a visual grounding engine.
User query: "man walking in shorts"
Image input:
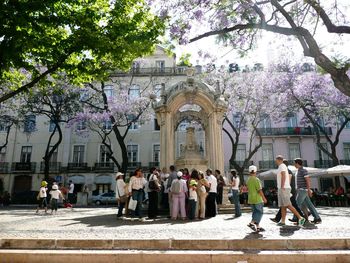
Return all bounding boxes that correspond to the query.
[275,155,306,226]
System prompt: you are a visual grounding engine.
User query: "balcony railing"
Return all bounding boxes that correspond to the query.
[40,162,61,173]
[257,127,333,137]
[0,162,9,173]
[149,162,160,168]
[259,160,276,170]
[340,160,350,165]
[230,160,254,169]
[111,67,189,77]
[287,160,308,167]
[11,162,36,173]
[67,162,90,172]
[314,160,334,168]
[94,162,114,172]
[127,162,142,171]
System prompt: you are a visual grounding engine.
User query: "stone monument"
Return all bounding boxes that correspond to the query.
[175,127,208,171]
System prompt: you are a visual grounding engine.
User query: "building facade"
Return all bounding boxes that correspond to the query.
[0,46,349,203]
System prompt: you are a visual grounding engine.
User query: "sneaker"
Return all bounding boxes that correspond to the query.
[270,218,279,223]
[277,222,286,226]
[288,218,297,223]
[298,217,306,226]
[311,219,322,224]
[247,223,256,231]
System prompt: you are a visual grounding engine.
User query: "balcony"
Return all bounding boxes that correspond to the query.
[67,162,90,172]
[111,67,188,77]
[287,160,308,167]
[230,160,254,169]
[94,162,114,172]
[340,160,350,165]
[259,161,276,170]
[40,162,61,173]
[11,162,36,173]
[257,127,333,137]
[0,162,9,173]
[127,162,142,171]
[314,160,334,168]
[149,162,160,168]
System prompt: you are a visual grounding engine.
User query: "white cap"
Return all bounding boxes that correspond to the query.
[52,184,58,190]
[116,172,124,177]
[248,165,257,173]
[177,171,183,178]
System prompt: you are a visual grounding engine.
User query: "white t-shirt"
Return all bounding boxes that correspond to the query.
[69,183,74,194]
[49,189,62,200]
[277,163,291,189]
[189,188,198,201]
[39,187,47,198]
[232,176,240,190]
[206,174,217,193]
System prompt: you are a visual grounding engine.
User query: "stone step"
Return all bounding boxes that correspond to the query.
[1,249,349,263]
[1,238,349,251]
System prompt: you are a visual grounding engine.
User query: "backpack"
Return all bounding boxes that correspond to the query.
[171,179,181,194]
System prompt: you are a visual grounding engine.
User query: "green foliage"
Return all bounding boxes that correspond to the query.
[178,53,192,67]
[0,0,165,101]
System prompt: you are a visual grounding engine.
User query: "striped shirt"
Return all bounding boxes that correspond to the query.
[295,167,309,189]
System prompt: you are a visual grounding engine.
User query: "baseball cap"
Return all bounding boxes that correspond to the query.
[116,172,124,177]
[177,171,183,178]
[248,165,257,173]
[189,179,197,186]
[52,184,58,190]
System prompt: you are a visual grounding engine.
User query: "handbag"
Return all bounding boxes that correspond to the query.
[148,175,160,191]
[128,197,138,211]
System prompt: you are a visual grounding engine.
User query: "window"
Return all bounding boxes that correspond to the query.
[103,120,112,130]
[260,115,271,129]
[49,120,57,132]
[104,85,114,98]
[49,147,58,163]
[20,146,32,163]
[155,60,165,72]
[76,120,86,131]
[316,143,330,161]
[154,119,160,131]
[96,184,110,195]
[132,61,141,73]
[178,122,189,131]
[72,145,85,164]
[316,116,325,127]
[0,122,8,132]
[99,145,111,163]
[261,144,274,161]
[127,145,138,163]
[153,144,160,163]
[154,84,162,97]
[286,113,297,128]
[232,113,241,127]
[130,122,139,130]
[339,116,350,128]
[289,143,301,160]
[344,143,350,160]
[129,84,140,99]
[236,144,246,161]
[0,147,6,162]
[24,115,36,132]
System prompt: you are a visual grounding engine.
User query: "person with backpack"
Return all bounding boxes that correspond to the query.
[170,171,188,220]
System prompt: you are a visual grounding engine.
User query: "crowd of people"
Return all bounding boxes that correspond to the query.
[114,155,325,232]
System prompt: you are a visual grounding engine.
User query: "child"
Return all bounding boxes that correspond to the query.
[49,184,65,214]
[36,181,48,214]
[188,179,198,220]
[246,166,267,232]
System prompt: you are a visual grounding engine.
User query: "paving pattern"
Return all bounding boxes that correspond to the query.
[0,206,349,240]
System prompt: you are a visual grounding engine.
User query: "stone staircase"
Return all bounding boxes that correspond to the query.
[1,238,349,263]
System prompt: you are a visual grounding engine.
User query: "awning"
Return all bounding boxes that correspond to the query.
[95,175,112,184]
[68,175,86,184]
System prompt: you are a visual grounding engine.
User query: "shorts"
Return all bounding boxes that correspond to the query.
[38,197,48,208]
[278,188,291,207]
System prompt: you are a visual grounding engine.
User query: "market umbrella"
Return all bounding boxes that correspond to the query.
[259,165,323,179]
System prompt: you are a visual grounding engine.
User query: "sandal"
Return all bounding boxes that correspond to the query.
[247,223,256,231]
[256,227,265,232]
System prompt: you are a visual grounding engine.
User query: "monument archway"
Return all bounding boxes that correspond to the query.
[153,74,228,172]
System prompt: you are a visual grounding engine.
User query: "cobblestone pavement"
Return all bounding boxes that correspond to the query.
[0,206,349,240]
